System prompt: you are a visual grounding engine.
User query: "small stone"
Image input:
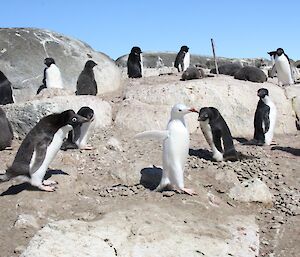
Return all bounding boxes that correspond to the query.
[14,214,39,229]
[162,191,175,197]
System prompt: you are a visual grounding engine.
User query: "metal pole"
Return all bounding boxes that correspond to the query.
[211,38,219,76]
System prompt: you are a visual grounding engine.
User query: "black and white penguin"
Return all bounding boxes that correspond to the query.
[174,46,190,72]
[0,71,14,105]
[43,57,63,90]
[198,107,238,162]
[76,60,98,95]
[0,110,88,192]
[61,107,95,150]
[253,88,277,145]
[0,107,13,150]
[268,48,294,86]
[127,46,143,78]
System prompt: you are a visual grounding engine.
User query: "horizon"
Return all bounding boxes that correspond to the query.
[1,0,299,61]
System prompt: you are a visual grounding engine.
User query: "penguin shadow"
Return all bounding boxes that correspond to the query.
[140,166,162,190]
[271,146,300,156]
[189,148,212,161]
[0,169,69,196]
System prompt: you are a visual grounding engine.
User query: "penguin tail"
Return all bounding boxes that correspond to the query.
[0,173,10,182]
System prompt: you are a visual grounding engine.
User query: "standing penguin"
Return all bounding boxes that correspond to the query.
[0,107,13,150]
[198,107,238,162]
[268,48,294,86]
[0,71,14,105]
[174,46,190,72]
[61,107,95,150]
[135,104,198,195]
[127,46,143,78]
[254,88,277,146]
[0,110,88,192]
[76,60,98,95]
[43,57,64,89]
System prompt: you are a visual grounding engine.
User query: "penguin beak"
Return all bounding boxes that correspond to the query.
[75,114,89,124]
[189,108,198,113]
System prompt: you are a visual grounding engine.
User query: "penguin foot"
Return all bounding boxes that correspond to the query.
[181,188,197,196]
[80,145,94,150]
[39,185,56,192]
[43,179,58,186]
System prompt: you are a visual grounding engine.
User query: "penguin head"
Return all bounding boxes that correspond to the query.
[170,103,198,119]
[198,107,211,121]
[131,46,142,55]
[276,48,284,56]
[60,109,89,128]
[257,88,269,99]
[180,46,189,53]
[85,60,97,69]
[77,106,95,122]
[44,58,55,67]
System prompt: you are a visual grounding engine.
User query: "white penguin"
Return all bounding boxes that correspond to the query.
[135,104,198,195]
[183,51,190,72]
[268,48,294,86]
[44,57,64,89]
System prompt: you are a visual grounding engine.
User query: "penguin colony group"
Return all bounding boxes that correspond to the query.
[0,46,296,195]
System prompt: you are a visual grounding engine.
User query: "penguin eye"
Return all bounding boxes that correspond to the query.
[178,109,182,112]
[72,117,77,123]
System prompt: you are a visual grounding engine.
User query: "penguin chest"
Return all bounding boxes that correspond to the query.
[183,52,190,71]
[275,56,293,84]
[46,65,63,88]
[164,121,189,167]
[200,120,214,147]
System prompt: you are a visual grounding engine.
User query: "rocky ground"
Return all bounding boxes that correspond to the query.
[0,73,299,257]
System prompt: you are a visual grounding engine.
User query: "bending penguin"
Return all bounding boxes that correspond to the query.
[198,107,238,162]
[0,107,13,151]
[127,46,143,78]
[268,48,294,86]
[253,88,277,146]
[61,107,95,150]
[0,71,14,105]
[174,46,190,72]
[76,60,98,95]
[135,103,198,195]
[0,110,88,192]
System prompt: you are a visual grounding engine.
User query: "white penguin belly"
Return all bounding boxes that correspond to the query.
[75,122,92,148]
[183,52,190,71]
[163,120,189,188]
[264,101,277,145]
[30,125,72,185]
[275,56,294,85]
[200,120,223,161]
[46,64,64,89]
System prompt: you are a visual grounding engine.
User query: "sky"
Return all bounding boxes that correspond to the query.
[1,0,299,60]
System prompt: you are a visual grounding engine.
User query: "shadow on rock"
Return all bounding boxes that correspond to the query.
[271,146,300,156]
[0,169,69,196]
[189,148,212,161]
[140,166,162,190]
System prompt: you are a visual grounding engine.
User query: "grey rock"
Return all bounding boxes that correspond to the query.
[14,214,39,229]
[0,28,122,102]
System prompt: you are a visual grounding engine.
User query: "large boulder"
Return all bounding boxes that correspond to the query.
[3,95,112,139]
[20,204,259,257]
[115,75,296,136]
[0,28,122,102]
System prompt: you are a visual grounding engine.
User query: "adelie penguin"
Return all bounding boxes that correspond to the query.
[174,45,190,72]
[253,88,277,146]
[76,60,98,95]
[37,58,64,94]
[268,48,294,86]
[0,110,88,192]
[127,46,143,78]
[0,107,13,151]
[61,107,95,150]
[198,107,238,162]
[0,71,14,105]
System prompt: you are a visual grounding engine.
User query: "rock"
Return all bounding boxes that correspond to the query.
[115,76,295,136]
[106,137,122,151]
[14,214,39,229]
[0,28,122,102]
[228,178,274,203]
[3,95,112,138]
[20,204,259,257]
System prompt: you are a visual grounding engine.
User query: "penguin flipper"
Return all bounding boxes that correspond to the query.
[30,142,49,175]
[135,130,169,141]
